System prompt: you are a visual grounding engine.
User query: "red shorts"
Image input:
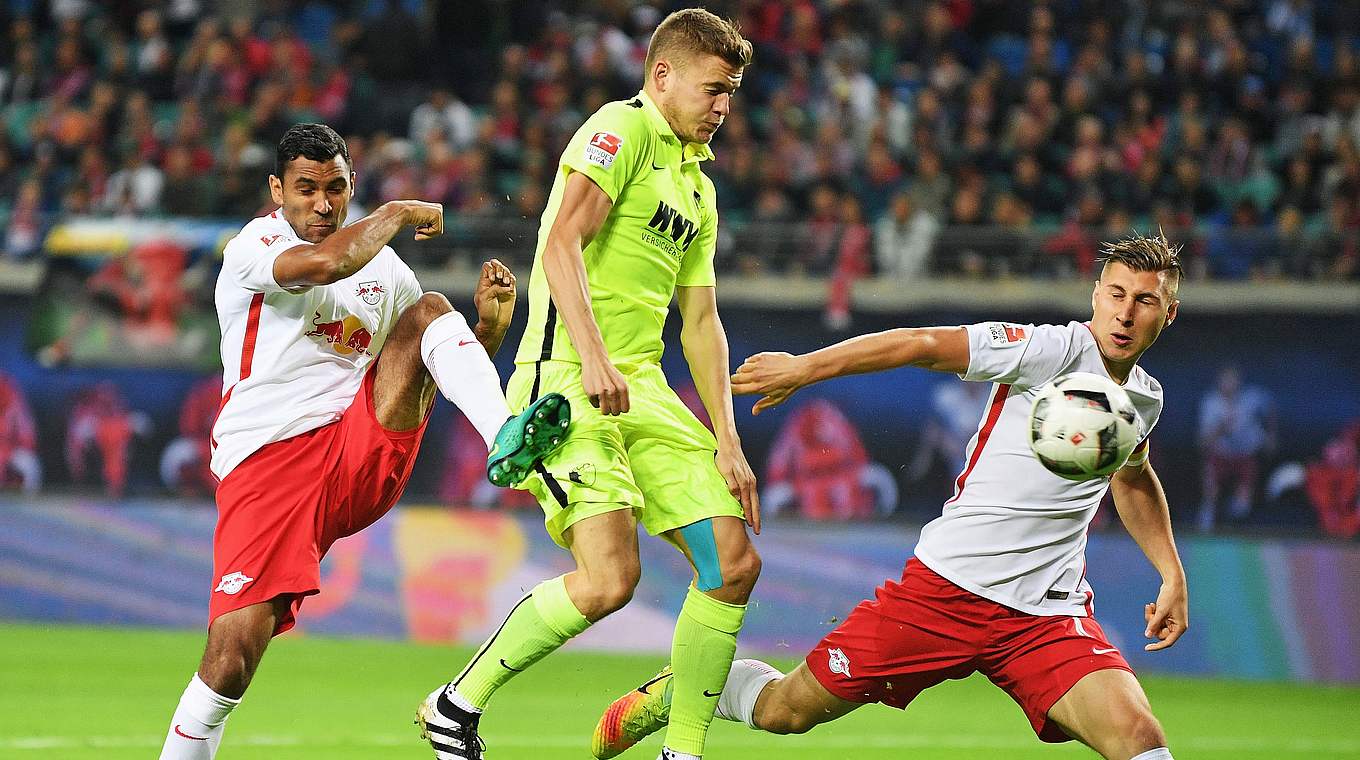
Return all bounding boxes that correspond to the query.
[209,361,429,636]
[806,558,1133,742]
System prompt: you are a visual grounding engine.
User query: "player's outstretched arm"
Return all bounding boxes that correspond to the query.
[678,285,760,533]
[1111,458,1189,651]
[731,326,970,414]
[541,172,630,415]
[272,200,444,289]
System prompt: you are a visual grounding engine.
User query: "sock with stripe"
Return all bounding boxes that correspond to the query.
[663,586,748,755]
[1130,750,1173,760]
[446,574,589,711]
[420,310,512,448]
[714,659,783,729]
[158,674,239,760]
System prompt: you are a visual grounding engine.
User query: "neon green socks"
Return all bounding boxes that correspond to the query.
[450,575,589,709]
[664,585,747,755]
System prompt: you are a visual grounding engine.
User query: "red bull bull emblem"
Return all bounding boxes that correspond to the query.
[305,311,374,356]
[356,280,386,305]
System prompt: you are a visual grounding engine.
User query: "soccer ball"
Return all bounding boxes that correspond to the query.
[1028,372,1141,481]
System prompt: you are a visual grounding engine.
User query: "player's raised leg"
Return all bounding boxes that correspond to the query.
[377,269,569,484]
[1047,669,1173,760]
[159,596,289,760]
[418,508,640,759]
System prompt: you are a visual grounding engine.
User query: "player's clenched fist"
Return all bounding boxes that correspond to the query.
[399,200,445,240]
[731,351,811,415]
[582,356,630,416]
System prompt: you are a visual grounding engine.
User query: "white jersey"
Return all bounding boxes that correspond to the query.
[210,210,422,479]
[913,321,1163,617]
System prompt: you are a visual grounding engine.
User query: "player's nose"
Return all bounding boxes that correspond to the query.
[713,92,730,117]
[314,196,332,215]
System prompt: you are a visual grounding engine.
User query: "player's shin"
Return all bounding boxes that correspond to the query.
[159,674,239,760]
[444,574,589,711]
[714,659,783,730]
[420,311,513,446]
[664,586,747,756]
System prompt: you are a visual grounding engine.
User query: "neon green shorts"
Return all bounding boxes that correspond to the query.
[506,360,743,548]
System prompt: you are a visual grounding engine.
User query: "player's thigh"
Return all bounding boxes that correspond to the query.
[623,370,744,538]
[1047,668,1166,759]
[371,292,455,431]
[756,662,863,734]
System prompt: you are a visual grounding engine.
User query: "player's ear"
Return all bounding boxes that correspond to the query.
[653,58,671,92]
[349,171,357,198]
[268,173,284,206]
[1164,299,1178,328]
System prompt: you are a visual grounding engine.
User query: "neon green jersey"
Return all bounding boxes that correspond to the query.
[515,91,719,370]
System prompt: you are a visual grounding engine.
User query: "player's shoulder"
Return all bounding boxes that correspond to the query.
[1127,364,1163,401]
[228,210,295,249]
[582,98,654,141]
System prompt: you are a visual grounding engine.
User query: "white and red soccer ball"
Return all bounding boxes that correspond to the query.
[1028,372,1142,481]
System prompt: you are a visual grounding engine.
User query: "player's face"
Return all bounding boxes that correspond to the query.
[268,155,355,243]
[1090,262,1179,373]
[656,53,742,144]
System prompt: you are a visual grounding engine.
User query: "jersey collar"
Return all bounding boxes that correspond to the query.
[635,91,715,164]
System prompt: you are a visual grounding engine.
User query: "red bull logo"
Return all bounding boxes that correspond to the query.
[356,280,386,305]
[305,312,374,356]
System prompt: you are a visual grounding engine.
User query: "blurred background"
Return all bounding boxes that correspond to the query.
[1,0,1359,697]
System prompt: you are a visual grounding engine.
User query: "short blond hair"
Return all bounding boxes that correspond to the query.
[1100,231,1183,293]
[645,8,752,73]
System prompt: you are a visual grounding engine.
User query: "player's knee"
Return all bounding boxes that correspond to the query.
[1122,710,1167,755]
[579,564,640,618]
[410,292,453,327]
[720,542,762,595]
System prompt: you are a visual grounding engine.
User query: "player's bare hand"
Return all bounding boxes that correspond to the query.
[731,352,811,415]
[474,259,516,334]
[401,200,444,240]
[582,355,630,415]
[717,441,761,534]
[1143,580,1189,651]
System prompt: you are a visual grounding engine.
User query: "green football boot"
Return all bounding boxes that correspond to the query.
[486,392,571,487]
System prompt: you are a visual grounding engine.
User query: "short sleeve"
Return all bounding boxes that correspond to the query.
[222,220,306,294]
[960,322,1077,390]
[559,104,649,201]
[389,249,423,313]
[677,180,717,287]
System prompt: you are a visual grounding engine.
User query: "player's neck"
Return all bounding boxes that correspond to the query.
[1099,354,1136,385]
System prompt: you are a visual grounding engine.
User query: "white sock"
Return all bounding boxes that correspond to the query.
[420,311,512,448]
[159,674,240,760]
[1130,750,1173,760]
[714,659,783,730]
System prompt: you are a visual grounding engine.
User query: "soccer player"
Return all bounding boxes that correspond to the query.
[416,10,760,760]
[158,123,569,760]
[595,235,1190,760]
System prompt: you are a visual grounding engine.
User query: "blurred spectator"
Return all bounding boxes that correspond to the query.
[874,191,938,279]
[1197,366,1277,530]
[66,382,150,498]
[102,149,165,216]
[824,195,872,329]
[409,89,477,152]
[1305,422,1360,539]
[762,399,891,521]
[0,371,41,494]
[4,180,47,259]
[159,376,220,496]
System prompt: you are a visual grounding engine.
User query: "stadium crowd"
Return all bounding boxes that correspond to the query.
[2,0,1360,281]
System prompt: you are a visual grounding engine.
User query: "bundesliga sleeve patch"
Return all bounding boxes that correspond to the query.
[584,131,623,168]
[986,322,1029,348]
